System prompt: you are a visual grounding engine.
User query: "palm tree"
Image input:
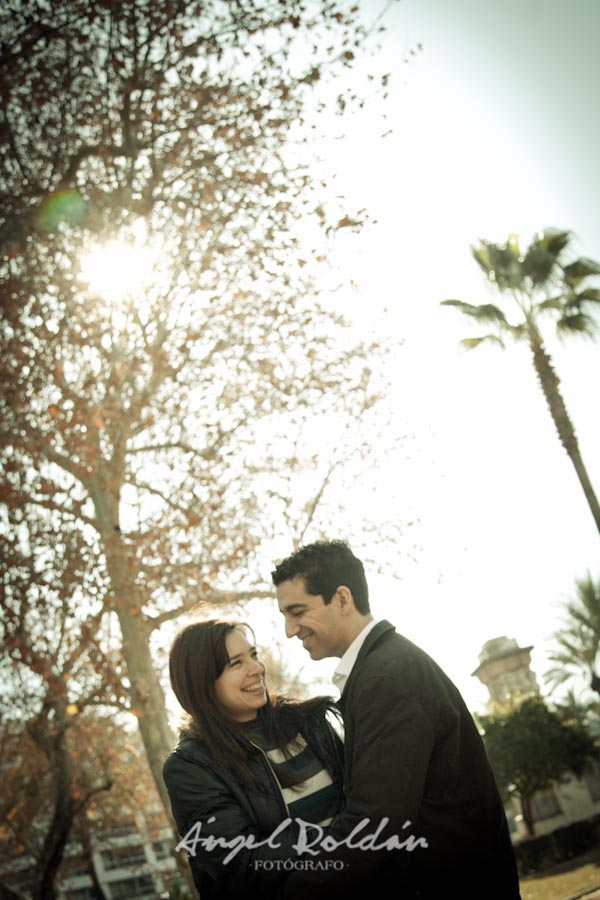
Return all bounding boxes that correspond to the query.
[441,229,600,535]
[546,572,600,697]
[553,687,600,737]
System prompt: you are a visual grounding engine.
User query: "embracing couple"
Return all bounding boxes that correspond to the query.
[163,540,521,900]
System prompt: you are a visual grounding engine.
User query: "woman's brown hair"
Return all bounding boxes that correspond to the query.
[168,618,339,784]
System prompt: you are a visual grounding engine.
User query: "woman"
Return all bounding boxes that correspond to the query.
[163,618,344,899]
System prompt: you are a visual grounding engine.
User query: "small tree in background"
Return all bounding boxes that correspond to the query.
[0,510,131,899]
[441,228,600,536]
[477,695,599,837]
[0,712,190,900]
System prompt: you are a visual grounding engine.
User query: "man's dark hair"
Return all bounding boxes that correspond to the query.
[271,540,370,614]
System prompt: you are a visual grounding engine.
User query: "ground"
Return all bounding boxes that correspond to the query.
[520,843,600,900]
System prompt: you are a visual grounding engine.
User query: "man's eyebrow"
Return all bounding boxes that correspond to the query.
[279,603,306,614]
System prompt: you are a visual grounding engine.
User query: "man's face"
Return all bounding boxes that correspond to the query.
[276,576,346,659]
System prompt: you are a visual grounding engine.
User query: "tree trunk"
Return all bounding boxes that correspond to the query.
[31,706,74,900]
[0,883,26,900]
[521,794,535,838]
[117,605,176,810]
[76,814,110,900]
[88,455,198,895]
[528,325,600,536]
[102,532,174,802]
[102,540,198,896]
[93,490,176,811]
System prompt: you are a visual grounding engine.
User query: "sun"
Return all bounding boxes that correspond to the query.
[79,238,156,301]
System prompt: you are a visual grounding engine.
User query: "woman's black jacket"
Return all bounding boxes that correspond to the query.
[163,705,344,900]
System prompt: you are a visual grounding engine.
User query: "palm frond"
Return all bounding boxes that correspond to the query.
[549,638,592,667]
[475,304,511,324]
[546,574,600,691]
[575,573,600,626]
[564,600,600,631]
[539,228,571,256]
[556,312,596,336]
[473,241,522,290]
[553,687,600,729]
[508,323,527,340]
[523,246,556,285]
[563,257,600,288]
[537,295,566,313]
[471,242,493,276]
[441,300,509,325]
[522,231,570,285]
[507,232,521,257]
[545,665,576,690]
[577,287,600,304]
[441,299,479,315]
[459,335,505,350]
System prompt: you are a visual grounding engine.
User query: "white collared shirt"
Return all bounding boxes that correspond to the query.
[332,619,379,694]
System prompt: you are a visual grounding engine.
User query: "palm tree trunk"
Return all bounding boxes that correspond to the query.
[528,325,600,536]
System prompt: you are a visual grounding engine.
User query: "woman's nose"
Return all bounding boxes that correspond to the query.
[250,657,264,674]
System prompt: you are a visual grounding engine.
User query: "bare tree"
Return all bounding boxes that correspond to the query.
[1,0,396,821]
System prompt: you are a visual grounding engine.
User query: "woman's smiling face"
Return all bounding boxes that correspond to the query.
[214,627,267,721]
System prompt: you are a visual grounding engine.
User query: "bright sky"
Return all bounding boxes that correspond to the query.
[83,0,600,719]
[310,0,600,712]
[242,0,600,714]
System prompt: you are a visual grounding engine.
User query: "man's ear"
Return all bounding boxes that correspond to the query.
[335,585,354,615]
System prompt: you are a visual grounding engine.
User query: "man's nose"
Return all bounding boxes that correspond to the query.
[285,618,299,639]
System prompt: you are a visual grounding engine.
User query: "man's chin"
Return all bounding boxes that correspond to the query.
[302,636,325,660]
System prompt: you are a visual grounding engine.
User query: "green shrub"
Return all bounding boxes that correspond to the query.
[515,819,600,875]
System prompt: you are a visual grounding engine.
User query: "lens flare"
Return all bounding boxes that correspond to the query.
[36,189,87,233]
[79,240,156,300]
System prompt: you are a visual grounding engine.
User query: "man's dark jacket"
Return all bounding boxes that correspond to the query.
[284,620,521,900]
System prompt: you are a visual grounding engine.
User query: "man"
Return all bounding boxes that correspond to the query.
[272,539,521,900]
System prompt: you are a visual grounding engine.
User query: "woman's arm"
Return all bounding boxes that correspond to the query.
[163,752,301,897]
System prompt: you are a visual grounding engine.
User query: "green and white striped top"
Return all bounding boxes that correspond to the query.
[247,720,341,826]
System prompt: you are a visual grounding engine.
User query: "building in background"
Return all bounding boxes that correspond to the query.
[472,636,540,704]
[473,636,600,842]
[2,803,188,900]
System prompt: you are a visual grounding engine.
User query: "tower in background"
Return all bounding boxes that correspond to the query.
[472,636,539,706]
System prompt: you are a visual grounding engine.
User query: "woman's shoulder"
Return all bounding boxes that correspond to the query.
[163,734,240,802]
[163,735,212,778]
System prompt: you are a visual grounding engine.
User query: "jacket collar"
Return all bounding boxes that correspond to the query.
[337,619,396,710]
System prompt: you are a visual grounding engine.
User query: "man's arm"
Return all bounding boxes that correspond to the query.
[283,673,435,899]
